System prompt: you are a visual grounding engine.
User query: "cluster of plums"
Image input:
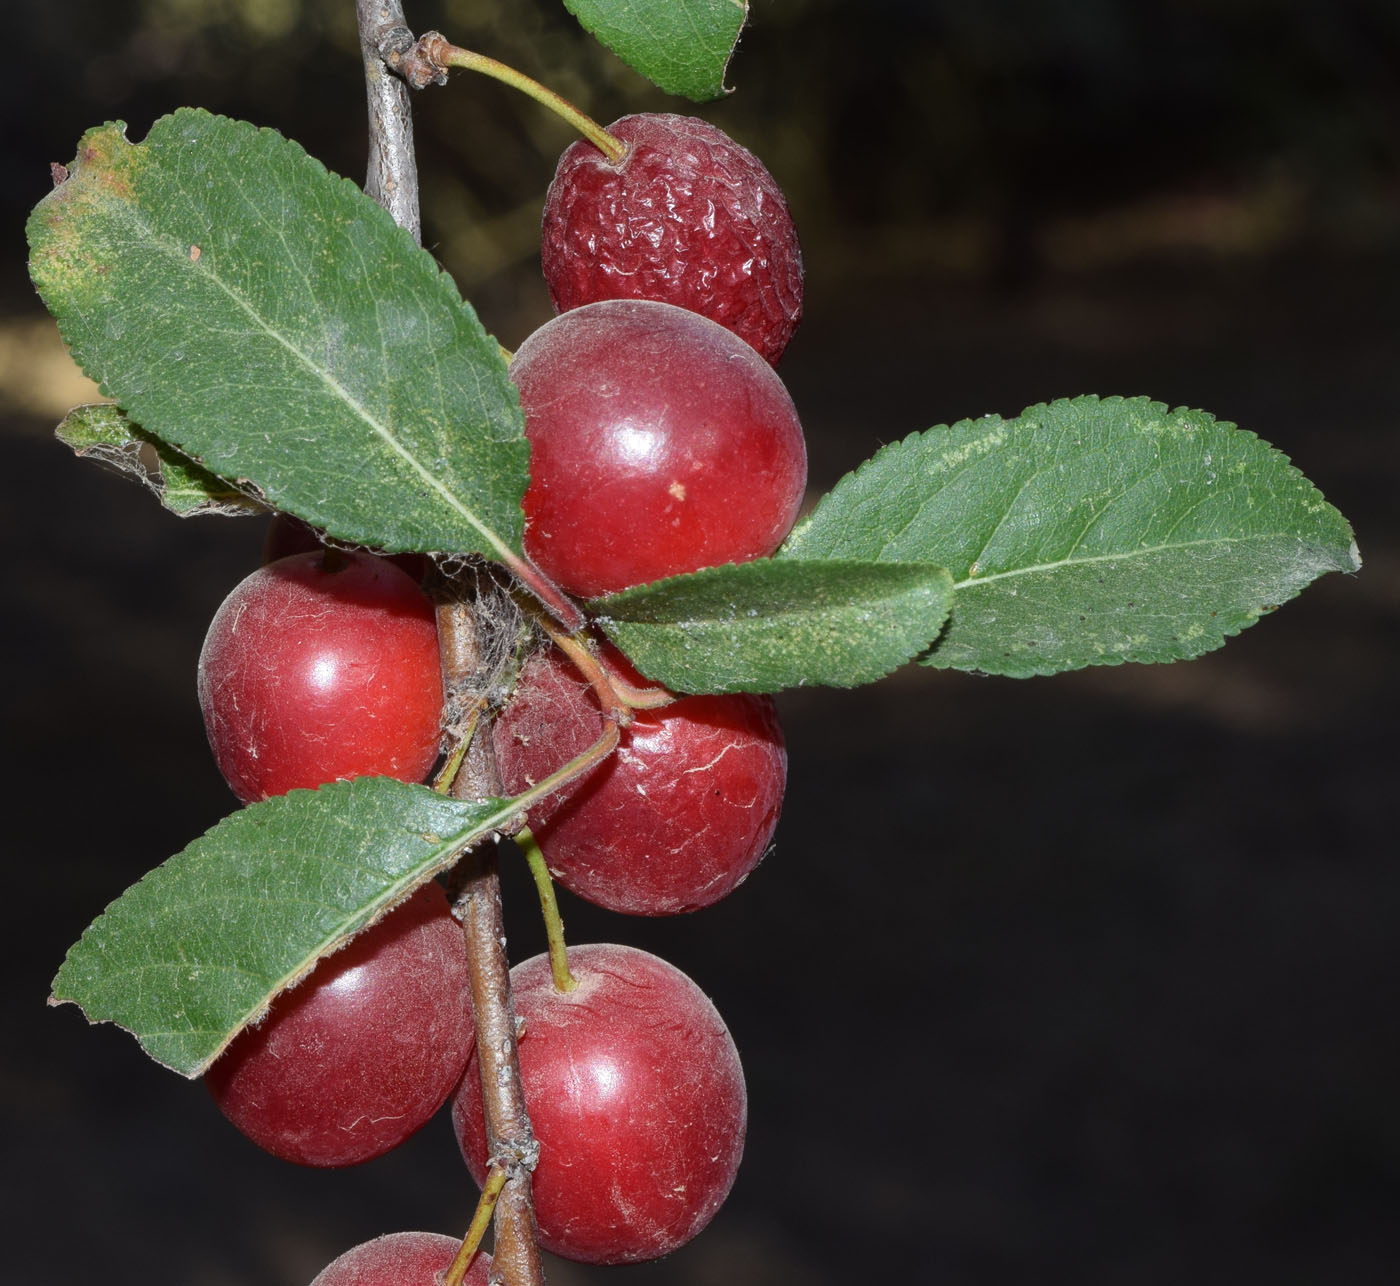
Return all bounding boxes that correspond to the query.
[197,113,804,1276]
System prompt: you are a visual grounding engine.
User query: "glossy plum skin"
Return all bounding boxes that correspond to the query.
[198,550,442,803]
[512,299,807,598]
[452,944,747,1265]
[311,1231,490,1285]
[205,882,473,1168]
[494,643,786,914]
[542,113,803,364]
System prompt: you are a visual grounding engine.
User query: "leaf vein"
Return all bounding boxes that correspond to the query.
[953,530,1288,591]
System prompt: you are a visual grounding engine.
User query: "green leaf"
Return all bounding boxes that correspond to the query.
[589,558,953,694]
[28,110,528,561]
[564,0,747,100]
[50,778,513,1078]
[780,396,1360,678]
[56,402,262,518]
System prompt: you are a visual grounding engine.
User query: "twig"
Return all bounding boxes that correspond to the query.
[439,597,546,1286]
[354,5,544,1281]
[361,5,586,636]
[356,0,422,243]
[454,841,546,1286]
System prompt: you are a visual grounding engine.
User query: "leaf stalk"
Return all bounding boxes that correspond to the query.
[536,614,677,722]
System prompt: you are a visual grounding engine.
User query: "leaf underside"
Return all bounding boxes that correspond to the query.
[780,396,1359,677]
[50,778,512,1078]
[590,558,954,694]
[564,0,748,100]
[28,110,528,560]
[56,402,261,518]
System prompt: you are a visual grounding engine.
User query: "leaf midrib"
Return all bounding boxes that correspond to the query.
[950,530,1319,593]
[92,171,517,561]
[601,570,950,631]
[56,788,516,1075]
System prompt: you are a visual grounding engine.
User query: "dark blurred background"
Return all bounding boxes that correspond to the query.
[4,1,1397,1283]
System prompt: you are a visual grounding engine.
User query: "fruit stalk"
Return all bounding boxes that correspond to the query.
[445,1165,508,1286]
[393,31,626,162]
[514,828,577,993]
